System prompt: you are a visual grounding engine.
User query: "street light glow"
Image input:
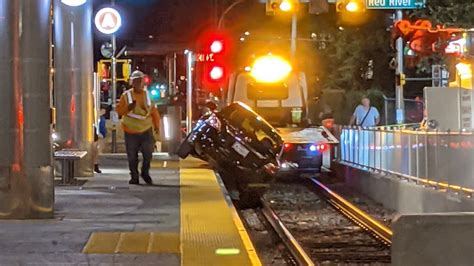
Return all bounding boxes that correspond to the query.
[279,1,293,12]
[251,55,292,83]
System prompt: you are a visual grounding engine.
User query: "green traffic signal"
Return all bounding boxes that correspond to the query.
[148,83,167,102]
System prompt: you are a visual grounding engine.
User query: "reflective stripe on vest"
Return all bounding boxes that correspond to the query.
[125,90,152,107]
[127,113,148,120]
[126,90,134,105]
[124,90,152,121]
[145,90,152,107]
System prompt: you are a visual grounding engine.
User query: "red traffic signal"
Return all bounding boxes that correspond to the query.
[210,40,224,54]
[198,30,232,89]
[208,64,226,82]
[143,75,151,85]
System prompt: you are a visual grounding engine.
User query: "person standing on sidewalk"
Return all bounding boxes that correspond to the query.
[349,96,380,127]
[93,107,108,174]
[117,70,160,185]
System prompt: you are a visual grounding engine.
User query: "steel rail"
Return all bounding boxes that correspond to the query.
[261,200,316,266]
[310,178,393,245]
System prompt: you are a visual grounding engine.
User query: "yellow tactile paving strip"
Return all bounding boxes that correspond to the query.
[151,160,180,169]
[83,158,260,265]
[180,158,261,266]
[83,232,180,254]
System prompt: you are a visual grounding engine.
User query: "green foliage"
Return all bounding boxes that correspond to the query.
[320,13,394,94]
[314,89,385,125]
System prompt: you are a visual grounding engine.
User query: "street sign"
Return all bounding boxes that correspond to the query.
[366,0,424,9]
[95,7,122,35]
[195,53,215,63]
[100,42,114,58]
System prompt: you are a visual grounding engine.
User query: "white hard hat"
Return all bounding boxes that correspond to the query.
[130,70,145,80]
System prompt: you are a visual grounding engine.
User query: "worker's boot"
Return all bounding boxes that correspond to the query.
[141,174,153,185]
[94,164,102,174]
[129,176,139,185]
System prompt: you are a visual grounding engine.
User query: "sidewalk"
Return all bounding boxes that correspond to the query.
[0,155,181,265]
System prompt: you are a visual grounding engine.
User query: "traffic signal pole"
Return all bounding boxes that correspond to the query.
[111,34,118,153]
[110,0,118,153]
[291,12,298,61]
[186,51,194,134]
[395,10,405,124]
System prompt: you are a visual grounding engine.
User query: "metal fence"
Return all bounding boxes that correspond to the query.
[337,126,474,193]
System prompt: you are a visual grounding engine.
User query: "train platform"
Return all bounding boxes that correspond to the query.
[0,155,260,265]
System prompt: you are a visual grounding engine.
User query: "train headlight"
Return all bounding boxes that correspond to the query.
[250,55,292,83]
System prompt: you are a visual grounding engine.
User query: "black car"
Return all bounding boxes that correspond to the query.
[178,102,283,207]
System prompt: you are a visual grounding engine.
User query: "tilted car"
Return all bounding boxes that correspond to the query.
[178,102,283,207]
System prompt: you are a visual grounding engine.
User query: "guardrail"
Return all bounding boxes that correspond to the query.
[336,126,474,195]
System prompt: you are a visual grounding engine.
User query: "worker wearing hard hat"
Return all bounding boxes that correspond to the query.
[117,70,160,185]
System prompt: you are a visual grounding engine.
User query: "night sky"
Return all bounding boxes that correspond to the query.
[91,1,399,98]
[94,0,238,45]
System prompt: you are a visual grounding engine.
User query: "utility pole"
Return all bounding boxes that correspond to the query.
[110,0,118,152]
[218,0,246,29]
[395,10,405,124]
[186,51,194,134]
[290,12,298,62]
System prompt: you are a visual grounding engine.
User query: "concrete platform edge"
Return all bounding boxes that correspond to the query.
[214,172,262,266]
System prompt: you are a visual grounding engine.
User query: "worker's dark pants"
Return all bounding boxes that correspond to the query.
[124,129,155,180]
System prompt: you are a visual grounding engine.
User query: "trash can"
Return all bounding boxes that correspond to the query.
[291,108,303,124]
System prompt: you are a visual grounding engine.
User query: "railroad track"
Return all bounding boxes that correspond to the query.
[260,199,315,266]
[309,178,393,245]
[261,178,393,265]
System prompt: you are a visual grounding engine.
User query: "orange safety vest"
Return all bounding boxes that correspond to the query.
[121,89,154,133]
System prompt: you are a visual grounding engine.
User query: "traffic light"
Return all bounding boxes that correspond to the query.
[207,64,225,83]
[210,39,224,54]
[197,30,233,91]
[148,83,167,102]
[266,0,296,15]
[336,0,365,12]
[96,59,131,81]
[202,35,229,87]
[122,62,131,80]
[143,75,151,85]
[97,61,110,79]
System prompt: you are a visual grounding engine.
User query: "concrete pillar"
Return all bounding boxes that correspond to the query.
[0,0,54,219]
[53,0,94,176]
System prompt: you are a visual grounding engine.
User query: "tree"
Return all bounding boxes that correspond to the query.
[319,12,394,94]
